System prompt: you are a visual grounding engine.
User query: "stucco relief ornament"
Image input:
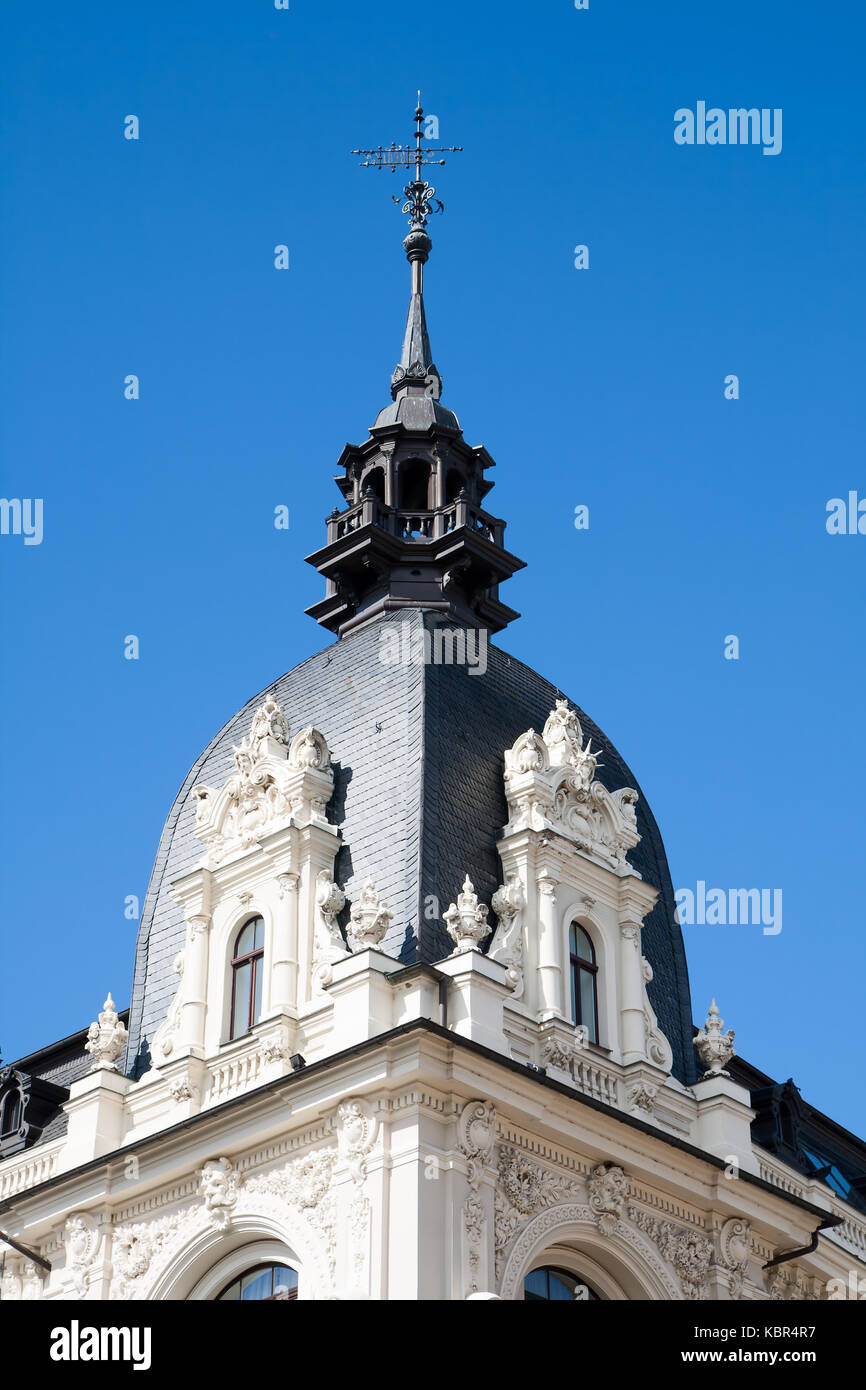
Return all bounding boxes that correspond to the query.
[627,1081,658,1114]
[694,999,735,1078]
[249,690,290,758]
[111,1224,155,1291]
[199,1157,239,1231]
[630,1206,713,1299]
[346,879,393,951]
[0,1258,23,1301]
[444,876,491,954]
[458,1100,497,1187]
[335,1098,378,1183]
[288,725,330,773]
[168,1076,198,1103]
[494,1147,584,1275]
[457,1101,496,1294]
[719,1217,751,1299]
[503,702,641,872]
[539,1026,586,1074]
[84,993,128,1071]
[191,698,336,865]
[312,869,349,990]
[641,957,674,1073]
[259,1029,290,1066]
[587,1163,628,1235]
[64,1212,100,1295]
[150,952,185,1064]
[657,1222,713,1300]
[488,876,525,995]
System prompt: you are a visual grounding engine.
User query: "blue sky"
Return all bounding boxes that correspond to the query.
[1,0,864,1135]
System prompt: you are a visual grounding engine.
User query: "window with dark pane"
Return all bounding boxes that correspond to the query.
[569,923,599,1044]
[229,917,265,1040]
[524,1266,600,1301]
[217,1263,298,1301]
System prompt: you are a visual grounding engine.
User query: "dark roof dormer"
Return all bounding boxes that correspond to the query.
[0,1067,69,1158]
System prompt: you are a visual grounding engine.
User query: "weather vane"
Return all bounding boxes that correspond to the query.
[352,95,462,288]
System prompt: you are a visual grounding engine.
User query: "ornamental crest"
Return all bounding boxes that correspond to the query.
[190,695,335,866]
[503,701,641,873]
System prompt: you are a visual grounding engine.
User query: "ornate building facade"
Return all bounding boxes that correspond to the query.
[2,108,865,1304]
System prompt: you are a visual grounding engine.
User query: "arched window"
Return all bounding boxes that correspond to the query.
[217,1263,298,1301]
[524,1266,601,1301]
[398,458,431,511]
[0,1088,22,1137]
[569,923,598,1044]
[363,466,385,502]
[230,917,265,1040]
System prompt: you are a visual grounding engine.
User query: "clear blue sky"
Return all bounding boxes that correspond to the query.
[2,1,864,1135]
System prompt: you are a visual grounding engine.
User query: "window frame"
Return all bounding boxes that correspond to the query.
[216,1262,299,1302]
[568,922,599,1044]
[229,917,265,1041]
[523,1264,601,1301]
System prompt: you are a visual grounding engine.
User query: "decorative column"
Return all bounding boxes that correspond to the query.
[619,919,646,1065]
[180,913,212,1056]
[170,867,215,1057]
[617,881,658,1066]
[272,871,300,1015]
[537,874,562,1019]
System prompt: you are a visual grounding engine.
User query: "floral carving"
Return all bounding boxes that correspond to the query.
[494,1146,583,1276]
[587,1163,628,1235]
[627,1081,658,1114]
[84,994,128,1071]
[630,1206,713,1300]
[245,1147,336,1212]
[347,879,393,952]
[694,999,735,1078]
[457,1101,496,1295]
[444,876,491,954]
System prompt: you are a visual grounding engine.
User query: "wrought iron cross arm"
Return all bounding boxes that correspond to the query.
[352,145,462,170]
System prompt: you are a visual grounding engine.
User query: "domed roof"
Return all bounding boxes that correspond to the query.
[125,609,696,1085]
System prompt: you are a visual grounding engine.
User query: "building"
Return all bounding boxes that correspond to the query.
[2,107,865,1304]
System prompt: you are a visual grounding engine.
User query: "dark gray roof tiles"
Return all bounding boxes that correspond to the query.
[124,610,697,1084]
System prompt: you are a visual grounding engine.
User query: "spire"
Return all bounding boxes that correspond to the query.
[353,95,460,410]
[304,101,525,638]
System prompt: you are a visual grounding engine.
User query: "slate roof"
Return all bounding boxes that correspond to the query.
[123,610,697,1085]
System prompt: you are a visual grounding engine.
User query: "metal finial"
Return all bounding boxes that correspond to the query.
[351,99,462,278]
